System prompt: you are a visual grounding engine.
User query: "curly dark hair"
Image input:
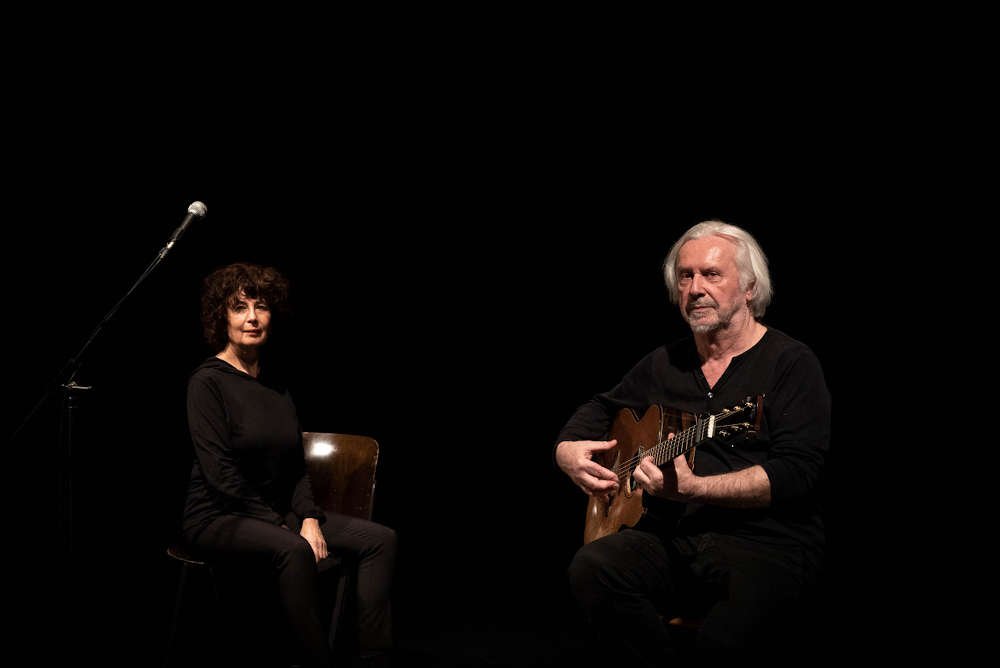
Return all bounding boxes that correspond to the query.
[201,262,290,351]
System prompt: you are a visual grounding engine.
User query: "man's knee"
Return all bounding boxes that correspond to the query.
[568,543,612,602]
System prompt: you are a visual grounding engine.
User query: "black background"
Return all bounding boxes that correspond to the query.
[6,123,863,664]
[3,14,976,660]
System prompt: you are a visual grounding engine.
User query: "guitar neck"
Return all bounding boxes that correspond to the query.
[611,397,760,480]
[648,414,715,468]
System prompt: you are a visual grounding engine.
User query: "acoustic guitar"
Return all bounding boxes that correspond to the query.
[583,396,763,544]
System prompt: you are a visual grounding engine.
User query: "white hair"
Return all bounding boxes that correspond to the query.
[662,220,772,318]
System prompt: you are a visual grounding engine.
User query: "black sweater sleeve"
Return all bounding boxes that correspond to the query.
[759,345,831,507]
[554,352,658,461]
[290,430,325,522]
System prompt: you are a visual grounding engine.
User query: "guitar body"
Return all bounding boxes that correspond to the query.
[583,404,699,544]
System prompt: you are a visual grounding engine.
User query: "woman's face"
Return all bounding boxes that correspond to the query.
[225,290,271,349]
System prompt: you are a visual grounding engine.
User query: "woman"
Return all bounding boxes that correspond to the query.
[180,262,395,667]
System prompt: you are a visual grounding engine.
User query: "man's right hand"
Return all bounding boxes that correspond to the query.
[555,439,620,498]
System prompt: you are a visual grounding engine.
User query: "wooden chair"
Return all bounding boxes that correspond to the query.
[666,615,703,629]
[302,431,379,523]
[163,432,380,666]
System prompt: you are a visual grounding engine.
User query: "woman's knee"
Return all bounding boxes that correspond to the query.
[275,535,315,568]
[370,524,397,561]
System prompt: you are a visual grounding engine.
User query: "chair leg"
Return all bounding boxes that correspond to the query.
[163,562,191,668]
[328,570,349,652]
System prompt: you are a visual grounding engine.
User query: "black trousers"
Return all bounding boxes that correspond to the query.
[186,512,396,667]
[568,522,817,665]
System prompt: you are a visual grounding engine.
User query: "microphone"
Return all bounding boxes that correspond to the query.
[166,201,208,248]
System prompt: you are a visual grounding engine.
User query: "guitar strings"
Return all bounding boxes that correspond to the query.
[611,405,748,481]
[613,425,699,481]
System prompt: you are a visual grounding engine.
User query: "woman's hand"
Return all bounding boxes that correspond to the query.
[299,518,328,562]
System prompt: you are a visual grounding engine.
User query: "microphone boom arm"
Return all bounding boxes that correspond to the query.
[10,200,207,439]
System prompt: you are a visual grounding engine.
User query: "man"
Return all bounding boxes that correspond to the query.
[555,220,830,661]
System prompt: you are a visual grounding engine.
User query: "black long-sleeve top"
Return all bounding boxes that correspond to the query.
[557,328,831,559]
[181,357,324,537]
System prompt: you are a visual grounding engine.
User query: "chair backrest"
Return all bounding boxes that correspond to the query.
[302,432,379,521]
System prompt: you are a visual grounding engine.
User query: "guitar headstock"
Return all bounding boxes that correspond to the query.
[712,394,764,440]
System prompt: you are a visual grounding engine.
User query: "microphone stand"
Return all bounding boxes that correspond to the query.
[13,201,207,556]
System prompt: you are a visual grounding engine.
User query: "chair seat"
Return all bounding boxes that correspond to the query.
[166,542,207,567]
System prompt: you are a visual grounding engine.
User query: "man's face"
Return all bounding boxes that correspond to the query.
[676,236,750,333]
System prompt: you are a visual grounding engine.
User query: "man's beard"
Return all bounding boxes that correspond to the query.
[684,299,740,333]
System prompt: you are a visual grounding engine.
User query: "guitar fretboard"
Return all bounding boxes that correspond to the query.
[613,404,752,481]
[613,417,709,481]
